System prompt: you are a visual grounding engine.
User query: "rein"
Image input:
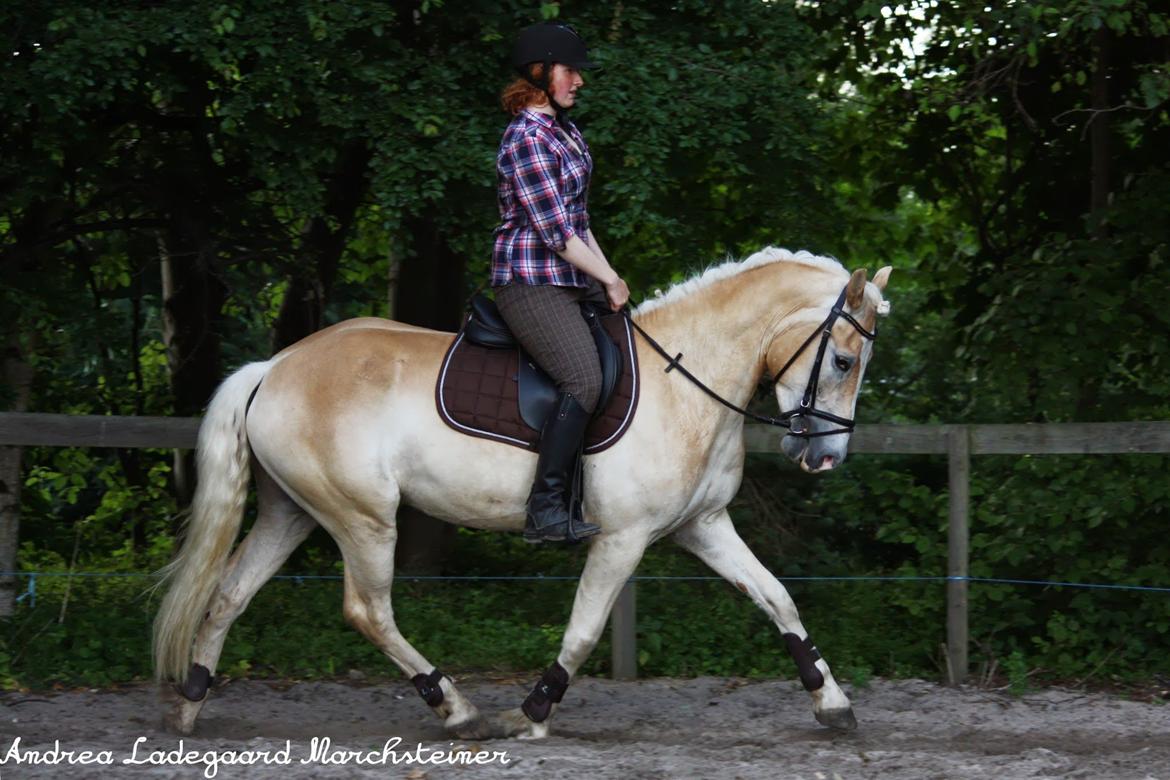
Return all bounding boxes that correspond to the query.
[622,285,877,439]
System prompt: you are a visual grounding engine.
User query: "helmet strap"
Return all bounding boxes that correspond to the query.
[522,60,552,93]
[523,61,572,123]
[549,94,570,127]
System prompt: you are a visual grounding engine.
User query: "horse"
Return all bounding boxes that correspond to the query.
[153,246,892,739]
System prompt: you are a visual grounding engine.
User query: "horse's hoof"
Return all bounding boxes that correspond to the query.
[498,707,544,738]
[160,687,200,735]
[815,706,858,731]
[446,714,504,740]
[446,708,539,740]
[163,707,197,735]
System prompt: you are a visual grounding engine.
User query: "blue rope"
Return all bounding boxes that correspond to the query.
[2,571,1170,592]
[13,572,36,609]
[958,576,1170,593]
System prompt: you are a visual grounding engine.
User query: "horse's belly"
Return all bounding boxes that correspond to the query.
[394,417,536,531]
[401,472,528,532]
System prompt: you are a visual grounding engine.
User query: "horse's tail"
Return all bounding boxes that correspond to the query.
[152,361,271,684]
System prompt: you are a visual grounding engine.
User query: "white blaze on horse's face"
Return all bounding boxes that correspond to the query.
[776,266,892,473]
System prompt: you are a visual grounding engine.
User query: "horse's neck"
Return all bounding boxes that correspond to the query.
[635,263,828,410]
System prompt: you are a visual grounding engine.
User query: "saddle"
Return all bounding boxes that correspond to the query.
[435,293,640,453]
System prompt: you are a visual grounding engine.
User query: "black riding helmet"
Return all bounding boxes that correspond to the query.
[512,22,597,112]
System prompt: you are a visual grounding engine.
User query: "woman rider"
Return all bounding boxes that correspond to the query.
[492,22,630,544]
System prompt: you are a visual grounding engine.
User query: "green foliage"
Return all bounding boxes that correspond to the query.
[4,462,1168,689]
[1003,650,1032,696]
[806,0,1170,423]
[4,0,1170,689]
[0,571,933,687]
[766,452,1170,685]
[0,637,16,688]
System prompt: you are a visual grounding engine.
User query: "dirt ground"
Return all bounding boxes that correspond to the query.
[1,675,1167,779]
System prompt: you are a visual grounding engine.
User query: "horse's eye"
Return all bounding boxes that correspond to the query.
[834,355,853,372]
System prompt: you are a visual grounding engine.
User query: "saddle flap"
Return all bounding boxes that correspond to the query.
[518,351,560,431]
[465,293,516,349]
[437,311,640,455]
[583,303,622,414]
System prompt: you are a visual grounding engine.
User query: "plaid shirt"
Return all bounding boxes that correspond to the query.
[491,109,592,288]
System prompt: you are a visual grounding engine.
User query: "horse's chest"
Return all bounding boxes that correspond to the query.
[673,431,745,521]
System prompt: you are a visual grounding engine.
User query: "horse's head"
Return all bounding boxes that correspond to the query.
[769,266,892,473]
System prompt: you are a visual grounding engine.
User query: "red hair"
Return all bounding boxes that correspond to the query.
[501,63,549,114]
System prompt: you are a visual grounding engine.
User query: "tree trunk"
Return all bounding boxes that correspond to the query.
[391,214,467,574]
[127,251,149,552]
[159,218,226,507]
[0,334,35,617]
[159,242,190,506]
[1090,26,1111,240]
[393,214,468,331]
[147,76,229,510]
[271,141,372,353]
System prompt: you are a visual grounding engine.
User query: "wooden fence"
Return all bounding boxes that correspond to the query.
[3,413,1169,684]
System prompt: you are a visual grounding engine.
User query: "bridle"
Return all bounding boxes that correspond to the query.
[769,285,878,438]
[622,284,878,439]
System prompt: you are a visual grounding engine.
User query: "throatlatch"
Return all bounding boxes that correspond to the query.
[412,668,445,707]
[179,663,213,702]
[521,661,569,722]
[784,633,825,692]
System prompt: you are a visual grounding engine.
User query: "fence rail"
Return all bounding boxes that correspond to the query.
[3,413,1169,684]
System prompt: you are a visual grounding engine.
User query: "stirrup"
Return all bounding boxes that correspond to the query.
[523,515,601,545]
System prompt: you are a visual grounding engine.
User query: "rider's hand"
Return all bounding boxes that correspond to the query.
[604,276,630,311]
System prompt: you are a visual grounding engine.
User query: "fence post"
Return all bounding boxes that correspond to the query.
[947,425,970,685]
[610,578,637,680]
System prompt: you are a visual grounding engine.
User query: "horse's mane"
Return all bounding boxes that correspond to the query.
[634,247,846,315]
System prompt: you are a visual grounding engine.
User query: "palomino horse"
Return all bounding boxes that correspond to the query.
[154,247,892,738]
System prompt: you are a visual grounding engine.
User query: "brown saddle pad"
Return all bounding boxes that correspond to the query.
[435,314,640,453]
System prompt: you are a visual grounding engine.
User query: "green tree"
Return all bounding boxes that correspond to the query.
[1,0,835,593]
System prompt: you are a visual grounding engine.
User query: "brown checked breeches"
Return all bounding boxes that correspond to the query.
[493,280,606,414]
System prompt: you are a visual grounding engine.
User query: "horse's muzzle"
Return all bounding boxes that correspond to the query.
[781,432,847,473]
[781,432,807,463]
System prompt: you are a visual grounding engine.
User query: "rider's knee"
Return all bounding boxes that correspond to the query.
[567,366,602,414]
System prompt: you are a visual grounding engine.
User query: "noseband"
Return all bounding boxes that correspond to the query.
[770,286,877,438]
[623,284,877,439]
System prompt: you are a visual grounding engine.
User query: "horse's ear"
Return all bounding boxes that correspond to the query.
[846,268,867,309]
[873,266,892,291]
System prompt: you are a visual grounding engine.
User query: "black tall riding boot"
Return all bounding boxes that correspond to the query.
[524,392,602,544]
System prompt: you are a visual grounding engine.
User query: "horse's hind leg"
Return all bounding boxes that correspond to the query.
[165,465,316,734]
[673,509,856,730]
[331,514,486,737]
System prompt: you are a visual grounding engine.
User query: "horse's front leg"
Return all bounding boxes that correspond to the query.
[673,509,857,730]
[499,529,649,739]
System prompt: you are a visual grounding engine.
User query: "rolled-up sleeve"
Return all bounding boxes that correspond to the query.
[511,132,575,251]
